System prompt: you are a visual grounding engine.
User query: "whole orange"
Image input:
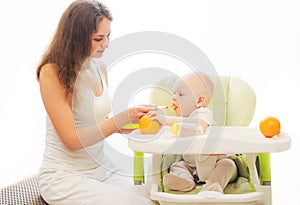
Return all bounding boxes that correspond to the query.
[259,116,281,138]
[139,114,161,134]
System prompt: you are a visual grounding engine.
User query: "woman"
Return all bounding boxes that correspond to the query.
[36,0,155,204]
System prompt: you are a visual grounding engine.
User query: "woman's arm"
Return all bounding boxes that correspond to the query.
[39,64,152,151]
[39,64,81,151]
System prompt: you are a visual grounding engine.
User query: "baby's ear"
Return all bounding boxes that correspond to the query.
[196,95,205,108]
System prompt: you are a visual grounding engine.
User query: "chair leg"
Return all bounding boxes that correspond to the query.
[134,151,144,185]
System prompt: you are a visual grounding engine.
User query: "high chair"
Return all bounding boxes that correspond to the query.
[128,75,291,205]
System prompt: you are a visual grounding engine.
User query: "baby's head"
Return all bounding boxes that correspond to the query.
[172,72,214,117]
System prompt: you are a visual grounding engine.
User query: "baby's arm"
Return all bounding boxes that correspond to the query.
[149,111,209,130]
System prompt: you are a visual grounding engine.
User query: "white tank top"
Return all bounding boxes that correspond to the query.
[40,58,115,173]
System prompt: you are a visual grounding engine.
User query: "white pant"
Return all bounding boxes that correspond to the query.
[38,166,155,205]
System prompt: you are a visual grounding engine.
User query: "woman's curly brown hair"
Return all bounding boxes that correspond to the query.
[36,0,112,98]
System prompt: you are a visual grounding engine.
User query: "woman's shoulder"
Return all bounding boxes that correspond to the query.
[39,63,59,81]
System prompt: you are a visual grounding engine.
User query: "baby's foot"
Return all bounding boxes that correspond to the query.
[163,174,195,191]
[201,183,223,193]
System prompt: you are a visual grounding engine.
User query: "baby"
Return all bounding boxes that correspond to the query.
[150,72,238,193]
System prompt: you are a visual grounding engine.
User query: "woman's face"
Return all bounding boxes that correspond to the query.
[90,17,111,58]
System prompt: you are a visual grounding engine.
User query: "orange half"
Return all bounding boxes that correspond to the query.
[139,115,161,134]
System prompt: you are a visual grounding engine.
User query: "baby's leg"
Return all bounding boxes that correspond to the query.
[202,158,238,193]
[195,155,218,182]
[163,161,195,191]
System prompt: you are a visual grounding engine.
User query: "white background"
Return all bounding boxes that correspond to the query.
[0,0,299,204]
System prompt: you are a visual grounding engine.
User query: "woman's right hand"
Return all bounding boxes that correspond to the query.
[114,105,156,129]
[128,105,156,123]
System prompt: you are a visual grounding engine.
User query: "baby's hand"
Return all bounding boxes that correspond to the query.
[147,110,166,125]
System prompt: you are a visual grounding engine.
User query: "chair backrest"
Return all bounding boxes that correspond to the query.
[149,75,256,126]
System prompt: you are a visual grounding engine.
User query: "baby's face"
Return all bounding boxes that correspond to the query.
[172,79,198,117]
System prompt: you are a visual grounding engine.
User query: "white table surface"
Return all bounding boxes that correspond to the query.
[128,126,291,154]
